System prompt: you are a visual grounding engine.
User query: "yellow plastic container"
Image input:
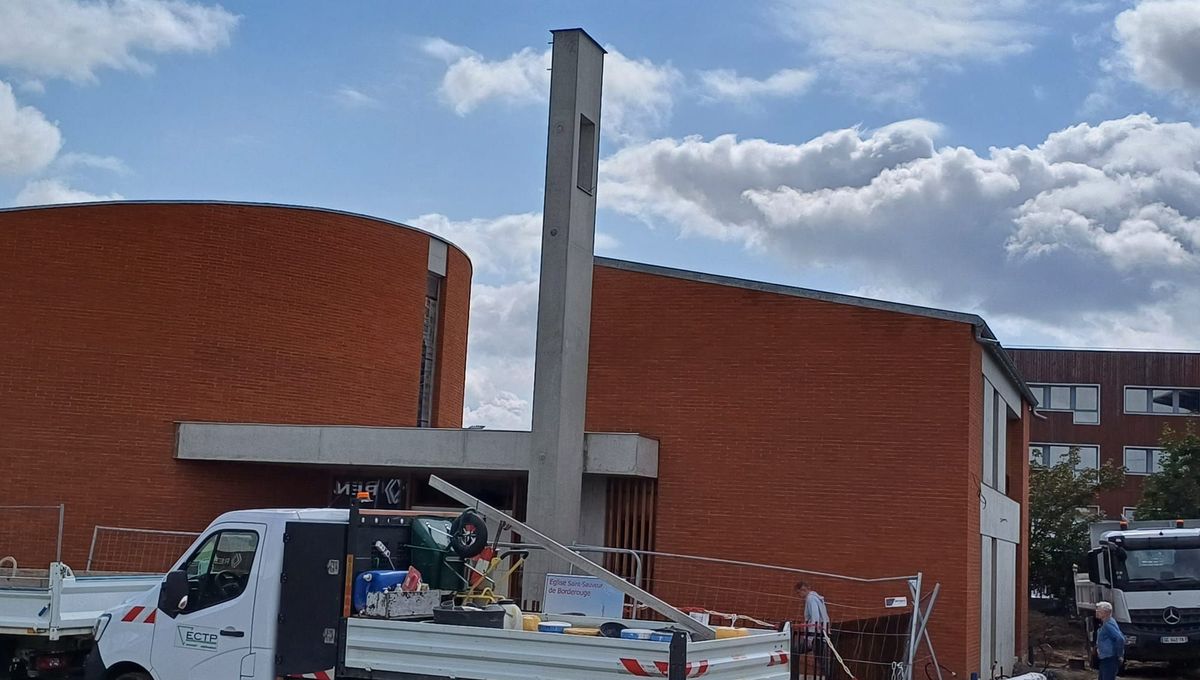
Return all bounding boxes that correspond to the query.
[522,614,542,631]
[564,627,601,636]
[714,626,749,639]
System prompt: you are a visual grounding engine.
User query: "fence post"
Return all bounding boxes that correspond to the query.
[86,526,100,571]
[55,503,65,564]
[906,572,923,680]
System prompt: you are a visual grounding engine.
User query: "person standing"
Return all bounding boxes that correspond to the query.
[796,581,832,677]
[1095,601,1125,680]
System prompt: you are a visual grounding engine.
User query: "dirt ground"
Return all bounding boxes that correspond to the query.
[1029,612,1197,680]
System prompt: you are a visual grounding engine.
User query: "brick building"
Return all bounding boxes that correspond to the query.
[1,201,1034,678]
[1010,348,1200,518]
[0,201,472,566]
[586,258,1035,678]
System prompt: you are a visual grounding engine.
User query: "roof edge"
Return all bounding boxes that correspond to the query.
[0,199,472,265]
[595,256,1037,405]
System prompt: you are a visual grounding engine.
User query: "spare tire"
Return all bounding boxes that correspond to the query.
[450,510,488,558]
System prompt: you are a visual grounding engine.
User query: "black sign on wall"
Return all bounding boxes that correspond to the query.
[332,477,406,509]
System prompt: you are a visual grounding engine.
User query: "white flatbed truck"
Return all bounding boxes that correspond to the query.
[0,564,161,677]
[84,477,792,680]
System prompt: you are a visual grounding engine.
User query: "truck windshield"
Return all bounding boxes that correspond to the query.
[1117,547,1200,590]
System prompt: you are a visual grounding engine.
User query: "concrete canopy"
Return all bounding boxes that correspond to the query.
[175,422,658,478]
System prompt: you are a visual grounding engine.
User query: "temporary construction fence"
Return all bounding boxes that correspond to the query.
[0,504,65,569]
[481,540,940,680]
[622,549,939,680]
[86,526,200,573]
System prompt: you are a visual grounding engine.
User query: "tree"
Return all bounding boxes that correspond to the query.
[1030,447,1124,607]
[1137,424,1200,520]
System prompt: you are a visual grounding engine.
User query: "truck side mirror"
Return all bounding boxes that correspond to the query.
[158,570,189,618]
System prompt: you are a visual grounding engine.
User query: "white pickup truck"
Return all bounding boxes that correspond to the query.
[83,479,791,680]
[0,564,161,677]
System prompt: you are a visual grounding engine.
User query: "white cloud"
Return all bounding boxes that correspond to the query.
[600,114,1200,348]
[14,178,123,206]
[408,213,541,428]
[331,86,381,110]
[774,0,1034,99]
[1114,0,1200,97]
[700,68,816,102]
[427,40,681,141]
[410,210,619,428]
[0,81,62,176]
[462,279,540,430]
[410,212,544,277]
[0,0,239,83]
[437,46,546,116]
[55,152,131,174]
[419,37,476,63]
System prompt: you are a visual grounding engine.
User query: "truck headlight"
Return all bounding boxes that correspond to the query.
[93,613,111,642]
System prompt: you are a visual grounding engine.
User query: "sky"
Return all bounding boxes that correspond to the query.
[2,1,1200,429]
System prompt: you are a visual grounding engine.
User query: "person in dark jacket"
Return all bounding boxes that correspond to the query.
[1095,601,1125,680]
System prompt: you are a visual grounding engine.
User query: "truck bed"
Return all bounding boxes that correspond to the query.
[0,565,161,637]
[343,615,791,680]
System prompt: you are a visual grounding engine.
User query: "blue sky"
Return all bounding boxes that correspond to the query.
[3,0,1200,427]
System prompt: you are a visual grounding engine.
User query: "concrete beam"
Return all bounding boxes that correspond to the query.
[585,432,658,477]
[174,422,658,478]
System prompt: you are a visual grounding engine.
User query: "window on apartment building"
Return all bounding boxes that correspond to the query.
[1030,443,1100,471]
[1125,386,1200,415]
[1122,507,1137,521]
[1124,447,1165,475]
[1029,383,1100,424]
[1076,505,1102,517]
[416,273,443,428]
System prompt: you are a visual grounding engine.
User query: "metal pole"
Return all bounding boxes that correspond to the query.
[924,626,943,680]
[906,572,923,680]
[430,474,714,640]
[55,503,64,564]
[620,548,915,584]
[911,583,940,656]
[86,526,100,571]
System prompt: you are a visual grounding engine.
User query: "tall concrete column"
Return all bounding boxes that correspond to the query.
[525,28,605,603]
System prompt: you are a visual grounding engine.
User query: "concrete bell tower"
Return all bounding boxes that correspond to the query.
[525,28,605,601]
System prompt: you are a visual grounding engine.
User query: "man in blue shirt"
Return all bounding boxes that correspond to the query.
[1095,601,1125,680]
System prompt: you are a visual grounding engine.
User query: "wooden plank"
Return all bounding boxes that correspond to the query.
[428,474,715,640]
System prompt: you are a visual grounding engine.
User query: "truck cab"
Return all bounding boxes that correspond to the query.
[86,508,347,680]
[1077,520,1200,667]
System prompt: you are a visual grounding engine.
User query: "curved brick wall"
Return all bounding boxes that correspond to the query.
[0,202,470,565]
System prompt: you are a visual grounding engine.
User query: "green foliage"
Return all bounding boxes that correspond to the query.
[1030,448,1124,606]
[1137,424,1200,520]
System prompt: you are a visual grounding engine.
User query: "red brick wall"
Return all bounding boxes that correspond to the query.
[0,203,470,565]
[585,263,983,675]
[1009,348,1200,517]
[435,246,472,428]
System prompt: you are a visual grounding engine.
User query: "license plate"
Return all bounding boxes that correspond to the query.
[1162,636,1189,644]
